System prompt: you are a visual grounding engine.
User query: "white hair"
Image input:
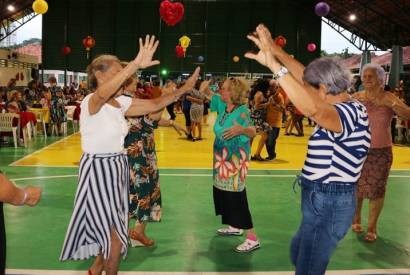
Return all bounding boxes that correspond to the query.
[303,57,352,95]
[361,63,386,85]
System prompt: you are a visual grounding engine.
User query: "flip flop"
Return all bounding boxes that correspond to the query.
[364,232,377,242]
[352,223,364,234]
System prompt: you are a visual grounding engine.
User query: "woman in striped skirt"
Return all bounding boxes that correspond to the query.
[60,35,200,275]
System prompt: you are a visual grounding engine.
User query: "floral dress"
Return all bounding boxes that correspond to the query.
[50,95,67,124]
[211,94,252,192]
[125,116,162,222]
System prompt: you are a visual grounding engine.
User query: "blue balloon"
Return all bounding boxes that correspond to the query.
[198,55,204,62]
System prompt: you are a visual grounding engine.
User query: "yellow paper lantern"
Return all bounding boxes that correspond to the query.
[32,0,48,14]
[179,35,191,52]
[233,56,240,63]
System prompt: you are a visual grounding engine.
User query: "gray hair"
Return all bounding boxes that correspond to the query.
[361,63,385,85]
[303,57,352,95]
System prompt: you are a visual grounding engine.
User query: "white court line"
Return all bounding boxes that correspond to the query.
[10,174,410,182]
[8,133,78,167]
[6,268,410,275]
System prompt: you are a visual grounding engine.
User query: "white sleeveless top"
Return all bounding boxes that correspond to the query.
[80,94,132,154]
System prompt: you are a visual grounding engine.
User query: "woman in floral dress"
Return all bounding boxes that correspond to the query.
[204,77,259,253]
[124,77,185,247]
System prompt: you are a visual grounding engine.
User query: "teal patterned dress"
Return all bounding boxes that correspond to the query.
[125,116,162,222]
[211,94,252,192]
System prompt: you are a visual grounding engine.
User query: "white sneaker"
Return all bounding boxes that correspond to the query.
[235,239,260,253]
[217,226,244,236]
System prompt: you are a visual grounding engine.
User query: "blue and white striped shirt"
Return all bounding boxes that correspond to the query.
[301,101,371,184]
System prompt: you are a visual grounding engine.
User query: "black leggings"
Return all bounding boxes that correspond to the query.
[0,202,5,275]
[183,109,191,127]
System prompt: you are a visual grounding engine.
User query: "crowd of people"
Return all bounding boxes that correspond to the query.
[1,25,410,275]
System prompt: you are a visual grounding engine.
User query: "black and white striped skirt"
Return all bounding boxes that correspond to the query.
[60,152,130,261]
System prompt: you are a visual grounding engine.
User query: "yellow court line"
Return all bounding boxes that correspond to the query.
[9,114,410,169]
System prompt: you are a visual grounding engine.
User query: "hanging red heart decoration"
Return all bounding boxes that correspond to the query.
[176,45,185,58]
[159,0,184,26]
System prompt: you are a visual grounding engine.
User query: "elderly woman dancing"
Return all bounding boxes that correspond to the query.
[60,35,200,275]
[352,64,410,242]
[245,24,370,274]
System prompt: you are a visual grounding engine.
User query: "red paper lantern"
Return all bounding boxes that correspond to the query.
[159,0,184,26]
[82,36,96,50]
[175,45,185,58]
[275,35,287,48]
[62,46,71,55]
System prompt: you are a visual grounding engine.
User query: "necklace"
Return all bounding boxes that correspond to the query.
[219,105,240,126]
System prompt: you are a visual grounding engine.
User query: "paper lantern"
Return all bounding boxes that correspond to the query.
[233,56,240,63]
[198,56,204,62]
[159,0,184,26]
[32,0,48,14]
[82,36,96,59]
[176,45,185,58]
[307,43,317,52]
[16,73,20,81]
[315,2,330,17]
[274,35,287,48]
[62,46,71,55]
[179,35,191,53]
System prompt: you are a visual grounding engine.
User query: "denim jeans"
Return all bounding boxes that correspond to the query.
[265,127,280,158]
[291,177,356,275]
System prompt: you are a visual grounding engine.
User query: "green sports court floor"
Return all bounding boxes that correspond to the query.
[1,122,410,275]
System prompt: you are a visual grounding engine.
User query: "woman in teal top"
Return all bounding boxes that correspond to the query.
[204,77,260,253]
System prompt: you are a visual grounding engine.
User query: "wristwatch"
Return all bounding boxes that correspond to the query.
[273,66,289,80]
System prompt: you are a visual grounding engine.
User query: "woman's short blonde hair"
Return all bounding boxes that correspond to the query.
[227,77,249,105]
[86,54,120,90]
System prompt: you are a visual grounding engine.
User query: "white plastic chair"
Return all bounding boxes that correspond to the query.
[0,113,20,148]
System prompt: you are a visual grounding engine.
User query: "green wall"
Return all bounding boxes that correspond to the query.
[42,0,321,74]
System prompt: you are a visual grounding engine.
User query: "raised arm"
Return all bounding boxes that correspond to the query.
[125,67,201,117]
[384,92,410,120]
[88,35,160,115]
[245,24,342,133]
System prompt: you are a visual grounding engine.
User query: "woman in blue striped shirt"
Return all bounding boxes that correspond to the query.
[246,25,370,275]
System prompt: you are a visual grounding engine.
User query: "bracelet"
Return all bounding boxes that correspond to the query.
[20,189,28,205]
[273,66,289,80]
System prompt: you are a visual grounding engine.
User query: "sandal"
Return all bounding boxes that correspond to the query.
[129,229,155,247]
[351,223,364,234]
[235,238,261,253]
[217,226,243,236]
[364,232,377,242]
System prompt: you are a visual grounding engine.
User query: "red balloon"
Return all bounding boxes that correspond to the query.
[62,46,71,55]
[274,35,287,48]
[307,43,317,52]
[160,0,184,26]
[175,45,185,58]
[82,36,96,50]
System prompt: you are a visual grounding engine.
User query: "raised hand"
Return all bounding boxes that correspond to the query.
[199,80,211,94]
[179,67,201,93]
[244,24,278,69]
[134,35,160,69]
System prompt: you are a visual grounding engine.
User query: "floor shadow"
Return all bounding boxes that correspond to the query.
[355,234,410,269]
[194,235,255,272]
